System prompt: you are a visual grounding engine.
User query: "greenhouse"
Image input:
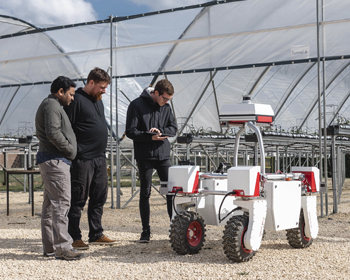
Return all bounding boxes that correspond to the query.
[1,0,350,212]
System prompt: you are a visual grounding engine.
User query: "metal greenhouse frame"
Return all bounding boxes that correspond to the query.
[1,0,350,214]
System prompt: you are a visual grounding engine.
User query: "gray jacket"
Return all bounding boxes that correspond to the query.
[35,94,77,160]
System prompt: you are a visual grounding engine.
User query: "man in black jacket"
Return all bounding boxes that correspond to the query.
[125,79,177,242]
[64,67,116,250]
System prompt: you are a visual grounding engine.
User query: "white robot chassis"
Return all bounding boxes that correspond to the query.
[164,97,319,262]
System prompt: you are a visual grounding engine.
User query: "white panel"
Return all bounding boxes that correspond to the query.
[264,181,301,231]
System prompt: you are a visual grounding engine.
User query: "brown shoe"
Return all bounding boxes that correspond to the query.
[72,240,89,250]
[89,235,117,245]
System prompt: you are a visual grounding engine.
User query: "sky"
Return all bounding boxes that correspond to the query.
[0,0,209,26]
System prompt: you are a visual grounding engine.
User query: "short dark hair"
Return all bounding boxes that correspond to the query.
[50,76,76,94]
[155,79,174,96]
[87,67,111,84]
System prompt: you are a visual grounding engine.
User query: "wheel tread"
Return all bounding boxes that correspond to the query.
[286,209,313,248]
[169,211,206,255]
[222,215,255,262]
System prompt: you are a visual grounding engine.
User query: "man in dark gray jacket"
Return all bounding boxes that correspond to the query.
[35,76,83,261]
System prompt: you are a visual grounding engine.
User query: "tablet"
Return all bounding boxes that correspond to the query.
[146,131,172,137]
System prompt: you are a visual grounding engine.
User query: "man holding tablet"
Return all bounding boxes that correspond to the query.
[125,79,177,243]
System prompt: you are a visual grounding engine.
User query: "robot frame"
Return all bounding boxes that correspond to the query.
[164,97,319,262]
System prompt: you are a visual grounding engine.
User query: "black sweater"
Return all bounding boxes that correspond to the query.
[64,88,108,160]
[125,88,177,160]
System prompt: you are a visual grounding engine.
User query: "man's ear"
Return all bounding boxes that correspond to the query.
[58,88,65,96]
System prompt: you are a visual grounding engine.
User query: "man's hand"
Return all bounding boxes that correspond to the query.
[152,134,169,141]
[149,128,160,134]
[149,128,168,140]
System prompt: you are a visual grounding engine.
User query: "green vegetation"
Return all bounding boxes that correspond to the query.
[0,170,160,192]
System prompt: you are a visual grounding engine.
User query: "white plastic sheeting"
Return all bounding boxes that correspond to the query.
[1,0,350,139]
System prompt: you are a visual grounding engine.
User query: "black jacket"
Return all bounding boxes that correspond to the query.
[125,88,177,160]
[64,88,108,160]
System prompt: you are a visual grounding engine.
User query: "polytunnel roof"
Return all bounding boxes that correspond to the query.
[1,0,350,142]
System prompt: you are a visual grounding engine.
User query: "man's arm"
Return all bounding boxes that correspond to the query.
[45,106,75,158]
[125,102,154,142]
[160,107,177,137]
[63,99,77,125]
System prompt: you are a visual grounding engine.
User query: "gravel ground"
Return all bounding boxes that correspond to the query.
[0,181,350,280]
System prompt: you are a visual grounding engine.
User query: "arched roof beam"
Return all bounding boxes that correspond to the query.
[0,15,37,30]
[0,14,86,81]
[298,60,350,130]
[211,80,222,133]
[275,62,316,119]
[0,86,21,127]
[327,89,350,126]
[178,70,218,135]
[247,66,271,97]
[149,4,215,87]
[0,1,244,39]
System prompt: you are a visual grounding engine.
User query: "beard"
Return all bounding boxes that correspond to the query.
[91,92,102,101]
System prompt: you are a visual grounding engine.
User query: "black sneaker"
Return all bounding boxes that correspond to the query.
[138,230,150,243]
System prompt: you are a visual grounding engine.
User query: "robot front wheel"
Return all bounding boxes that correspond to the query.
[169,211,206,255]
[222,214,256,262]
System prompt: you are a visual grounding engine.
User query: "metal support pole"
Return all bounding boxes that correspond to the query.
[3,151,7,185]
[320,0,328,198]
[325,154,328,215]
[316,0,328,215]
[186,143,190,161]
[283,148,287,173]
[276,146,280,172]
[337,145,342,204]
[205,153,208,172]
[23,150,27,193]
[113,16,121,209]
[109,14,115,209]
[216,147,219,167]
[28,143,32,204]
[171,145,175,166]
[331,135,337,213]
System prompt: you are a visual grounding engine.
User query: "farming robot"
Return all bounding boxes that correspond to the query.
[165,97,319,262]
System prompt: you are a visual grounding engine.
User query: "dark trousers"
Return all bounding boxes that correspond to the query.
[68,156,108,242]
[137,159,173,231]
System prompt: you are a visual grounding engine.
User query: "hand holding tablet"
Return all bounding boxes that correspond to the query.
[146,131,172,138]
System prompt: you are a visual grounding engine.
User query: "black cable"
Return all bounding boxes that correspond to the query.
[172,188,183,216]
[218,191,242,223]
